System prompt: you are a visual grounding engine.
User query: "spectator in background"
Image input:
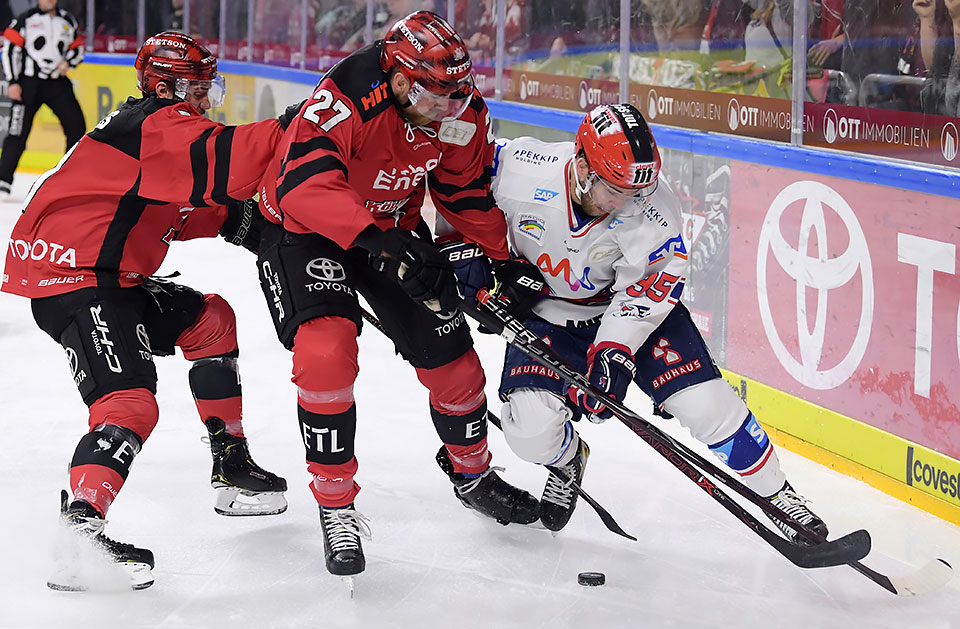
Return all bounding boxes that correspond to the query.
[640,0,708,52]
[699,0,752,55]
[899,0,953,78]
[937,0,960,114]
[168,0,184,31]
[809,0,845,69]
[841,0,913,87]
[742,0,794,70]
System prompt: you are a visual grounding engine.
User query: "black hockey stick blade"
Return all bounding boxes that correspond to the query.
[486,411,637,541]
[776,529,871,569]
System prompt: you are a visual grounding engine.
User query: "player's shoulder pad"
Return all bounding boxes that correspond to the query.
[87,96,180,160]
[323,42,392,123]
[493,137,571,204]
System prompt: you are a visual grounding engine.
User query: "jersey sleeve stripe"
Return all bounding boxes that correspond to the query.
[276,155,349,204]
[93,174,150,288]
[432,193,496,214]
[428,168,492,197]
[210,126,236,205]
[279,136,340,179]
[188,127,216,208]
[3,27,25,48]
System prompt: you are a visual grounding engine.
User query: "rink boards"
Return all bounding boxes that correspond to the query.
[15,55,960,526]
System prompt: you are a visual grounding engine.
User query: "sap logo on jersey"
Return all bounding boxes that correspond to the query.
[533,188,558,202]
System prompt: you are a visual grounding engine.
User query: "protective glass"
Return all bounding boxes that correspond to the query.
[175,74,226,109]
[407,74,475,122]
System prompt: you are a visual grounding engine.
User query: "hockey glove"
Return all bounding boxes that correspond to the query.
[437,240,493,304]
[220,198,266,254]
[375,228,460,316]
[569,343,636,423]
[490,258,548,321]
[277,99,306,130]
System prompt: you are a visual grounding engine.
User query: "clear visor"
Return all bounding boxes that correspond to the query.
[585,169,658,215]
[407,75,474,122]
[174,74,226,109]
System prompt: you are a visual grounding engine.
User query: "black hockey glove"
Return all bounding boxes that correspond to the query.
[219,198,266,254]
[568,343,636,423]
[490,257,548,321]
[277,98,306,130]
[374,228,460,316]
[437,239,493,304]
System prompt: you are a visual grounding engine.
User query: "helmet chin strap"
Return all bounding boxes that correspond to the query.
[572,160,593,200]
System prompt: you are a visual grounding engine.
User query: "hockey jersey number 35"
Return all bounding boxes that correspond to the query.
[491,136,688,355]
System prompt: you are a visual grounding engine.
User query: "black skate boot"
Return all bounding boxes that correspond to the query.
[206,417,288,516]
[48,490,155,591]
[435,446,540,526]
[766,481,829,545]
[541,437,590,532]
[319,503,371,578]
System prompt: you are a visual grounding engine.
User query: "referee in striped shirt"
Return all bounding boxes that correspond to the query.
[1,0,84,198]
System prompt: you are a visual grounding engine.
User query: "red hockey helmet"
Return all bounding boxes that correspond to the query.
[575,104,661,204]
[136,32,225,107]
[380,11,474,121]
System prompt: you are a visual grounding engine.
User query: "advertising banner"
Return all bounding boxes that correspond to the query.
[804,102,960,169]
[726,163,960,461]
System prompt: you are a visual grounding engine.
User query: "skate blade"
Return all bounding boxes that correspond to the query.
[341,576,355,598]
[47,562,154,592]
[214,487,288,516]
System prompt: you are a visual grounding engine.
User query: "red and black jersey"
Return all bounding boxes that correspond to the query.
[258,41,508,259]
[2,96,282,298]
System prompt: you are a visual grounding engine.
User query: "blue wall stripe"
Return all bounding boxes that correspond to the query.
[85,54,960,199]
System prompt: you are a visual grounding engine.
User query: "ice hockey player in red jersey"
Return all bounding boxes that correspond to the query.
[254,11,539,580]
[2,32,289,591]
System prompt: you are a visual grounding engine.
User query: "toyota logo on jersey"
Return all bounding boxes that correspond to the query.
[306,258,347,281]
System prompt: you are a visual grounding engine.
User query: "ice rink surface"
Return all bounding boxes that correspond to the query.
[2,177,959,629]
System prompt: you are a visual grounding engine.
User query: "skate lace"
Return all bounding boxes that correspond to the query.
[771,488,817,526]
[68,514,138,553]
[542,464,577,508]
[322,508,372,552]
[456,466,505,495]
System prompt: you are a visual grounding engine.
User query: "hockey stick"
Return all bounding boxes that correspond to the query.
[356,304,636,542]
[467,291,954,594]
[464,290,871,571]
[484,410,637,541]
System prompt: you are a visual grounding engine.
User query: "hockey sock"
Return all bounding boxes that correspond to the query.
[189,352,243,437]
[708,412,785,497]
[69,424,143,516]
[300,403,360,507]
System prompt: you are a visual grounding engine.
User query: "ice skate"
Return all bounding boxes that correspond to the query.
[48,490,155,592]
[541,437,589,533]
[435,446,540,526]
[206,417,288,516]
[319,502,371,594]
[766,482,829,545]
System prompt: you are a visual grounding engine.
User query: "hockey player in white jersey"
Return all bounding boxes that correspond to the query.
[441,103,827,543]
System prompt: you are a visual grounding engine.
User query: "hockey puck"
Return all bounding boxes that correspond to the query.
[577,572,605,587]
